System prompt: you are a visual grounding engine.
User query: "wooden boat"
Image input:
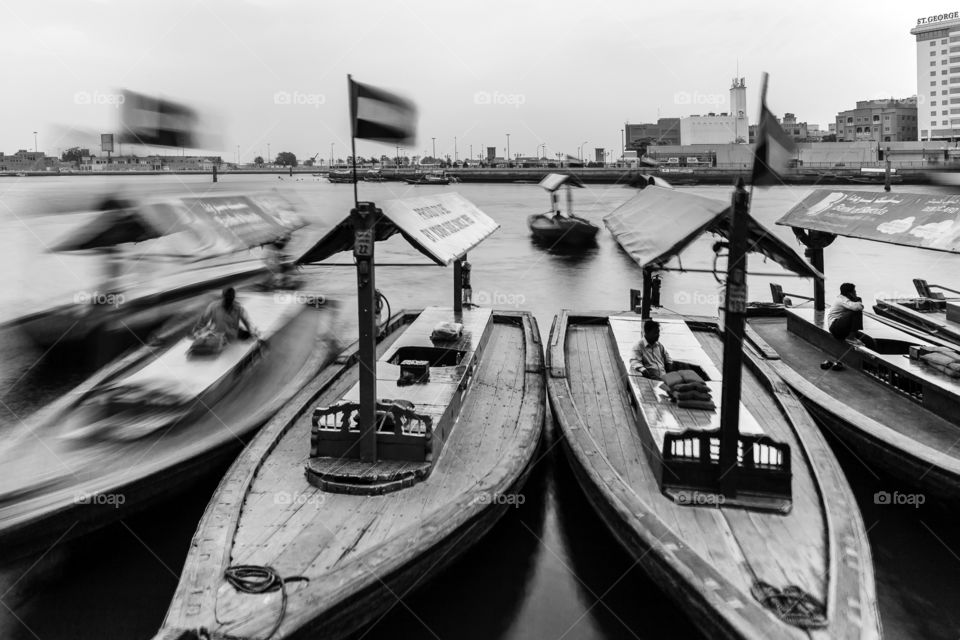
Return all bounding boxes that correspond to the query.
[363,169,385,182]
[873,278,960,345]
[757,188,960,502]
[402,171,451,185]
[153,193,545,640]
[326,170,355,183]
[527,173,598,247]
[0,292,340,560]
[7,192,307,350]
[548,184,880,639]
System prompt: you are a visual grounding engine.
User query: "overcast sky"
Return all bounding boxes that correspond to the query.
[0,0,935,162]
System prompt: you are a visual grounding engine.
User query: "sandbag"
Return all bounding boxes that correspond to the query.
[921,352,957,367]
[674,381,710,393]
[676,390,713,402]
[678,399,716,411]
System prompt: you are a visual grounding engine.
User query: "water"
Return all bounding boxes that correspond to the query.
[2,175,960,639]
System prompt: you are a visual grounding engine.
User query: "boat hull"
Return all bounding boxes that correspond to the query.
[527,213,599,246]
[548,310,880,640]
[154,309,545,640]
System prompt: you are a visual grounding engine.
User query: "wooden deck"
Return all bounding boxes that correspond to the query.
[549,311,880,640]
[155,310,544,640]
[748,313,960,502]
[0,299,339,561]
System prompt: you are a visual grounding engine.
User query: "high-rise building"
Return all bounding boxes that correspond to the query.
[911,14,960,140]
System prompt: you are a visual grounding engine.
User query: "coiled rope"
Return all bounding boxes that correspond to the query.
[750,580,828,629]
[223,565,308,640]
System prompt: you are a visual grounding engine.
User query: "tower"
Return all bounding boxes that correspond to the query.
[730,78,749,143]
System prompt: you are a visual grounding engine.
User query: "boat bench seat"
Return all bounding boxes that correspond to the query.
[786,307,922,358]
[608,315,791,506]
[309,307,493,481]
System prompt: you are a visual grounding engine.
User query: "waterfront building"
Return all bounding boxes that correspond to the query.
[835,98,918,142]
[0,150,52,172]
[625,118,681,149]
[677,78,749,145]
[911,14,960,140]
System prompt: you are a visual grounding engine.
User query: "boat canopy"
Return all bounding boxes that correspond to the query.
[777,189,960,255]
[297,192,499,266]
[603,186,823,279]
[51,192,306,255]
[539,173,585,192]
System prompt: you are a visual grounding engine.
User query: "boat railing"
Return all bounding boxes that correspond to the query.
[311,399,434,460]
[662,430,792,501]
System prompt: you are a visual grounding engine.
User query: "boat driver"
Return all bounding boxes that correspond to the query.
[629,319,673,380]
[193,287,261,343]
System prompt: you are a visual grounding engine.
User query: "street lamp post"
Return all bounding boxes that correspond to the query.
[33,131,37,153]
[432,137,436,161]
[330,142,335,167]
[506,133,510,167]
[579,141,588,164]
[267,143,271,164]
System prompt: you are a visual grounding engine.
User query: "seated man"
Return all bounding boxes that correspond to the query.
[629,319,673,380]
[193,287,260,343]
[827,282,864,342]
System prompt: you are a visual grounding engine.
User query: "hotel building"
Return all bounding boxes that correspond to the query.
[912,13,960,140]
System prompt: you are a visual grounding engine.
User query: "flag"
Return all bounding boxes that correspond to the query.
[349,77,417,145]
[119,90,198,148]
[751,79,796,187]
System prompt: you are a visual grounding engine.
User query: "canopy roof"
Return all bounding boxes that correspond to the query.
[539,173,585,192]
[776,189,960,255]
[51,192,305,254]
[603,186,823,279]
[297,192,499,266]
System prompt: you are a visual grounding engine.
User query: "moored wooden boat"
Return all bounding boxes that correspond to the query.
[549,311,880,639]
[152,192,545,640]
[759,188,960,502]
[873,278,960,346]
[326,170,355,183]
[0,292,340,560]
[555,181,882,639]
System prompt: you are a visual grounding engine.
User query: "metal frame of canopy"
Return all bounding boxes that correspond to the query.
[296,192,500,462]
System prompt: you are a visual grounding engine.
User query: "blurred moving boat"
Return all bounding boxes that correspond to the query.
[0,291,340,560]
[549,185,880,639]
[6,192,307,350]
[153,193,545,640]
[758,188,960,503]
[527,173,598,247]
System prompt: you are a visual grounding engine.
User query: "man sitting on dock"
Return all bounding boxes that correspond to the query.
[193,287,260,343]
[827,282,864,343]
[629,319,673,379]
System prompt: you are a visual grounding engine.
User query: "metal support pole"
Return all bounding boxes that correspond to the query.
[641,267,653,319]
[453,257,463,316]
[212,164,218,183]
[719,179,750,498]
[352,203,379,462]
[810,247,825,311]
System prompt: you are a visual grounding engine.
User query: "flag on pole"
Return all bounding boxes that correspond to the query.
[750,75,796,187]
[349,77,417,145]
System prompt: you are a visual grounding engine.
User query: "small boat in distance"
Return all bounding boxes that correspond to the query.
[326,169,355,183]
[153,193,545,640]
[402,170,452,185]
[527,173,598,247]
[363,169,386,181]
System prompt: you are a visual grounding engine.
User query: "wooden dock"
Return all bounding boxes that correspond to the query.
[549,311,880,640]
[153,308,544,640]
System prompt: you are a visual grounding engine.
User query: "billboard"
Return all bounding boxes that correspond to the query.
[487,146,497,162]
[101,133,114,153]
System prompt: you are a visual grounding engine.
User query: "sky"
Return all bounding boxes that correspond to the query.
[0,0,939,163]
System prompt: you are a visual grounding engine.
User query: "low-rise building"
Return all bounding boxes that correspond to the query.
[625,118,681,149]
[835,98,918,142]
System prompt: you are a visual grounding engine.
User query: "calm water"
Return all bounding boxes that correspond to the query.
[1,175,959,639]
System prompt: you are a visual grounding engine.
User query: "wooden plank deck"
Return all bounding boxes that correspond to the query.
[157,311,544,640]
[551,312,880,640]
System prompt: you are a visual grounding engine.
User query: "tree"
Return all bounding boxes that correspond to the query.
[61,147,85,163]
[303,157,316,167]
[274,151,297,167]
[254,155,264,166]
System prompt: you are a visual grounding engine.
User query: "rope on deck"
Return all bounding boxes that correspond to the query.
[750,580,828,629]
[223,565,308,640]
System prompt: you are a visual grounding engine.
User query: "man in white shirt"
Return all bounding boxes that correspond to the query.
[193,287,260,343]
[827,282,864,341]
[630,320,673,379]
